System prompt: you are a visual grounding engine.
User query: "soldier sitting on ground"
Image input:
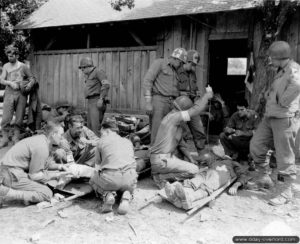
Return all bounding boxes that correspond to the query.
[220,99,259,161]
[53,114,99,185]
[89,119,137,215]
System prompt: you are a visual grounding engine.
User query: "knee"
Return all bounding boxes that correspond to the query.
[38,185,53,202]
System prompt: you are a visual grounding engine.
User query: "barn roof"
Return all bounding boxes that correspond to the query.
[15,0,262,30]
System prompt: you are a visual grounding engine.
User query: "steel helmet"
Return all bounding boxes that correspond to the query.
[187,50,200,65]
[173,96,193,111]
[171,48,187,63]
[268,41,291,60]
[79,57,94,68]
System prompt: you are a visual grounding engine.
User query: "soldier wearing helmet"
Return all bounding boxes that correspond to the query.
[175,49,207,155]
[150,87,213,189]
[78,57,110,136]
[250,41,300,206]
[0,45,36,147]
[143,48,187,145]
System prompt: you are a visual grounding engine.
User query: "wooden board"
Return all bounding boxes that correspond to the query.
[127,51,134,109]
[133,51,141,110]
[119,51,127,109]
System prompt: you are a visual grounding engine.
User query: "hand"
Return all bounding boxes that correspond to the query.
[96,99,104,109]
[207,112,214,121]
[189,157,198,165]
[145,102,153,115]
[203,87,213,100]
[234,130,243,136]
[55,171,74,180]
[228,182,242,195]
[213,93,225,106]
[59,164,70,171]
[10,81,19,90]
[24,81,34,91]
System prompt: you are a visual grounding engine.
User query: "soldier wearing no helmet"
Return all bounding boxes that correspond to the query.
[79,57,110,136]
[0,45,36,147]
[143,48,187,145]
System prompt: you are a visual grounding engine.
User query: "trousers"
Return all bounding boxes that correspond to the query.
[1,91,27,131]
[250,116,299,176]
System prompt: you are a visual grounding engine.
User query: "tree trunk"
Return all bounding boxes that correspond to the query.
[249,0,298,118]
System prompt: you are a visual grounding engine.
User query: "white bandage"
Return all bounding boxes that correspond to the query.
[181,111,191,121]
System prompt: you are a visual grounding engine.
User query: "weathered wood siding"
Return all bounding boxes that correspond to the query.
[32,46,156,114]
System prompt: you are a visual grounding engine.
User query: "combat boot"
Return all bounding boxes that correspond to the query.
[102,192,115,213]
[12,128,20,145]
[0,131,9,148]
[268,174,295,206]
[117,191,132,215]
[0,184,27,207]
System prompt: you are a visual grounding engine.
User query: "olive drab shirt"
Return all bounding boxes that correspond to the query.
[265,60,300,118]
[226,110,259,137]
[143,58,180,97]
[84,67,110,99]
[176,67,199,97]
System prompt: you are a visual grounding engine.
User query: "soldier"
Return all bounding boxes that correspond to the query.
[150,88,213,189]
[0,122,71,206]
[89,120,137,215]
[0,45,36,147]
[250,41,300,205]
[220,99,259,160]
[143,48,187,145]
[177,49,207,154]
[42,101,71,125]
[79,57,110,136]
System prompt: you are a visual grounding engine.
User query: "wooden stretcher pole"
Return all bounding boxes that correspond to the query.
[187,177,237,216]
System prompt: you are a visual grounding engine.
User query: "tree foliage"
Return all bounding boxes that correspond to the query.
[250,0,300,117]
[110,0,135,11]
[0,0,46,63]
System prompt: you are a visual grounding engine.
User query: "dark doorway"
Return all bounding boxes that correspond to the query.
[208,39,248,115]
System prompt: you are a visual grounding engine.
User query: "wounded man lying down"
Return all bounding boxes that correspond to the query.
[164,150,275,210]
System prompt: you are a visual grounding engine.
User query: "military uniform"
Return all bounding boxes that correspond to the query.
[84,68,110,136]
[177,66,206,153]
[143,58,181,145]
[220,109,259,159]
[0,135,53,203]
[250,60,300,177]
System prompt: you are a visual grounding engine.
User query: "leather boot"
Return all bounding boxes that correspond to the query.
[0,130,9,148]
[12,128,20,145]
[102,192,115,213]
[117,191,132,215]
[0,184,26,207]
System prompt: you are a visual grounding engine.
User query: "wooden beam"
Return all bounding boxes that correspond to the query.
[209,32,248,40]
[34,46,158,55]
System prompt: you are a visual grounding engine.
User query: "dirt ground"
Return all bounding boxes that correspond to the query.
[1,145,300,244]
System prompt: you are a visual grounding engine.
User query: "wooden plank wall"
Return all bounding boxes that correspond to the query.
[32,46,156,114]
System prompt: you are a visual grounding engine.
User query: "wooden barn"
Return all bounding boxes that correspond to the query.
[15,0,300,114]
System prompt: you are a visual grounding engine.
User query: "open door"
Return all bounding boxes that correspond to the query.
[208,39,248,115]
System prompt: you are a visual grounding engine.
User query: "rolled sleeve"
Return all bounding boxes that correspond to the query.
[143,59,161,96]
